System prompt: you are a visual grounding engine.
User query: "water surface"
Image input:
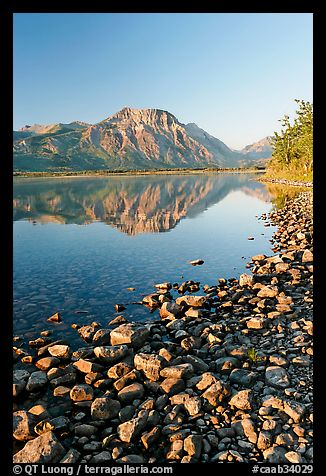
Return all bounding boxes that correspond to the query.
[13,173,280,345]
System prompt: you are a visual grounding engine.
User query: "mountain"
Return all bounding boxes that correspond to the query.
[13,108,269,172]
[13,121,90,141]
[239,136,273,165]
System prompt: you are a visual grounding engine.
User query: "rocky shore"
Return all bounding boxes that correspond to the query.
[255,177,313,188]
[13,191,313,465]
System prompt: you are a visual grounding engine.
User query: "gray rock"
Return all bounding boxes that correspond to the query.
[119,406,135,422]
[117,454,145,463]
[91,451,112,463]
[184,355,209,372]
[229,369,258,386]
[265,366,290,389]
[26,371,48,392]
[74,424,97,437]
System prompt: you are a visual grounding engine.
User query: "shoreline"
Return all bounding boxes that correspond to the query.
[13,190,313,464]
[13,168,266,179]
[254,177,313,188]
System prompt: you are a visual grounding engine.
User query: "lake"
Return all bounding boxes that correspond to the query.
[13,173,281,346]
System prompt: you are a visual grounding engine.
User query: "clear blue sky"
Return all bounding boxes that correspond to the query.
[13,13,313,149]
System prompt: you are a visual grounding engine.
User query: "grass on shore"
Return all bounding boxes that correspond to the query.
[263,165,313,183]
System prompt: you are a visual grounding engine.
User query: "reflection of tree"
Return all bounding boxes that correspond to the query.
[265,183,307,210]
[13,174,273,235]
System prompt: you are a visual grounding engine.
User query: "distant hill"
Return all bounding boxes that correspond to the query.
[13,108,271,172]
[238,136,272,164]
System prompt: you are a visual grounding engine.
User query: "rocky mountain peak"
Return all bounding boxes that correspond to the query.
[101,107,179,129]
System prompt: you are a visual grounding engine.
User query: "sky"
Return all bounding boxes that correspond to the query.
[13,13,313,149]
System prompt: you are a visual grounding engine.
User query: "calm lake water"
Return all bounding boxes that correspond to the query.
[13,173,280,345]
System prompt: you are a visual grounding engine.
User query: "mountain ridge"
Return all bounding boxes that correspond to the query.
[13,107,272,172]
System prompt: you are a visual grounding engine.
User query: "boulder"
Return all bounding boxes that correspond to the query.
[229,389,253,410]
[13,431,65,463]
[257,286,279,298]
[117,411,148,443]
[92,329,112,346]
[160,378,185,396]
[70,384,94,402]
[78,325,97,342]
[175,295,207,307]
[107,362,133,379]
[26,371,48,392]
[160,302,183,320]
[184,397,202,416]
[239,273,254,287]
[160,364,194,380]
[184,435,202,458]
[134,353,165,381]
[93,345,128,364]
[13,410,38,441]
[35,357,60,371]
[263,446,288,463]
[48,344,71,359]
[118,383,145,403]
[91,398,121,420]
[110,323,150,348]
[73,359,103,374]
[201,381,230,406]
[265,366,290,389]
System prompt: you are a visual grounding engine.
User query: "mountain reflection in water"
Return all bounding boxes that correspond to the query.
[13,174,272,235]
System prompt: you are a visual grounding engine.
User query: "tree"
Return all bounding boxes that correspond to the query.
[267,99,313,181]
